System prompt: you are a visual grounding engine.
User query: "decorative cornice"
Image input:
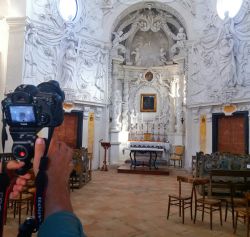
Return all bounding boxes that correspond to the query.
[6,17,26,32]
[6,17,26,26]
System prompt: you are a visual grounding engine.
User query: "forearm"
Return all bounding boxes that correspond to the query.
[45,181,73,218]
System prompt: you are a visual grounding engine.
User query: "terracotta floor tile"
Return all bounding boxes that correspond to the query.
[3,167,247,236]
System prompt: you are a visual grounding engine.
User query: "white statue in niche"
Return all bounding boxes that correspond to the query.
[112,31,124,47]
[24,28,39,79]
[111,31,126,60]
[131,47,141,66]
[239,43,250,86]
[61,41,77,88]
[112,90,122,130]
[94,47,107,101]
[130,109,137,125]
[170,27,186,56]
[160,48,167,65]
[218,36,236,87]
[24,26,57,83]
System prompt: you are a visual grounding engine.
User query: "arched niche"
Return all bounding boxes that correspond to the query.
[110,2,187,66]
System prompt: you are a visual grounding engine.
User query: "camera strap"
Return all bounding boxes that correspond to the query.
[34,127,54,229]
[0,114,10,237]
[17,128,54,237]
[0,171,10,237]
[1,112,8,154]
[34,155,48,228]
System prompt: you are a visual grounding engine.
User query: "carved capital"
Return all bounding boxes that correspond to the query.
[83,106,91,120]
[95,107,103,120]
[6,17,26,32]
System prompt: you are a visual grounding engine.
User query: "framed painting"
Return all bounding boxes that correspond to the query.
[140,94,157,112]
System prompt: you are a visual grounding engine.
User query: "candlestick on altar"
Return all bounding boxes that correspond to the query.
[146,120,149,133]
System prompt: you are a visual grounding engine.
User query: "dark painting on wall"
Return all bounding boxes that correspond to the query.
[140,94,157,112]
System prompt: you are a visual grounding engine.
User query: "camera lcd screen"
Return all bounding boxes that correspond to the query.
[9,106,36,123]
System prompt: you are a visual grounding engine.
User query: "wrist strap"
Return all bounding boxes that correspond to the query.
[34,156,48,227]
[0,172,10,237]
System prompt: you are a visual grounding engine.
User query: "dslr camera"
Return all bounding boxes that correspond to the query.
[1,80,65,174]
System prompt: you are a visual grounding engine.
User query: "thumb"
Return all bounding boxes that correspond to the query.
[33,138,46,175]
[6,160,25,170]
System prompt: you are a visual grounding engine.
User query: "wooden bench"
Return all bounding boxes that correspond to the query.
[208,170,250,196]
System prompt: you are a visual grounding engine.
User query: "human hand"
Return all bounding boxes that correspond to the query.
[33,137,74,217]
[6,161,31,198]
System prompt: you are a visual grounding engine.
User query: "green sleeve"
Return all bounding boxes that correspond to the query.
[38,211,86,237]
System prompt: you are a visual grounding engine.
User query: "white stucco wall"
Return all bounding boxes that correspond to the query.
[1,0,249,171]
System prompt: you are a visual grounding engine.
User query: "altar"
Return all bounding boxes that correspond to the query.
[124,141,171,169]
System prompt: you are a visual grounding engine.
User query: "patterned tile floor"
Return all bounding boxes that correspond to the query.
[3,167,247,237]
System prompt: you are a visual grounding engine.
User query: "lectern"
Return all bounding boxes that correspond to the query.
[101,142,111,171]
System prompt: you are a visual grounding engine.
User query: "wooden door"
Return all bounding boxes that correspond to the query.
[218,115,245,154]
[54,111,83,149]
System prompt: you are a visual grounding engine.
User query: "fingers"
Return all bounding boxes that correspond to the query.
[16,174,31,185]
[6,161,25,170]
[33,138,46,175]
[9,174,31,198]
[10,185,26,198]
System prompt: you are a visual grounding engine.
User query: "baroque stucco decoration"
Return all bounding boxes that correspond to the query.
[111,5,187,66]
[188,1,250,106]
[110,3,186,136]
[23,0,109,104]
[101,0,195,16]
[125,66,178,140]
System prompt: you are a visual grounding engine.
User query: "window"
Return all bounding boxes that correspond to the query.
[58,0,78,22]
[216,0,243,20]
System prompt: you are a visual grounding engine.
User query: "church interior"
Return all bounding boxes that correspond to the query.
[1,0,250,236]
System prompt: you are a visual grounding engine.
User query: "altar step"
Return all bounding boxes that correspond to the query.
[124,159,168,166]
[117,164,170,176]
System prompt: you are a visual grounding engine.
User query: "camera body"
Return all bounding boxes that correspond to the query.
[1,80,65,174]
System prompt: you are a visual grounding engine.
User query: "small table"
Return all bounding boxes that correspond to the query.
[129,147,164,169]
[101,142,111,171]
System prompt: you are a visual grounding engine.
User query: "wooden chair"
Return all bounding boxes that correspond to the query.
[224,181,247,228]
[234,192,250,237]
[169,145,185,168]
[167,176,193,224]
[82,148,90,183]
[70,148,85,190]
[193,178,223,230]
[70,148,90,190]
[6,192,33,224]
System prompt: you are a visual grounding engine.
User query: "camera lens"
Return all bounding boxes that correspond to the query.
[12,145,28,160]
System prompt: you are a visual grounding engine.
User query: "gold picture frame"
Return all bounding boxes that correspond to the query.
[140,94,157,112]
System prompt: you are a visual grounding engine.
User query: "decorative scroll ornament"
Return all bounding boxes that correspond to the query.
[137,10,164,33]
[223,104,237,116]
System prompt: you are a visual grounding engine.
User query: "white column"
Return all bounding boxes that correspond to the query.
[174,58,185,145]
[5,17,26,91]
[110,58,123,164]
[122,71,129,131]
[111,59,123,131]
[206,112,213,154]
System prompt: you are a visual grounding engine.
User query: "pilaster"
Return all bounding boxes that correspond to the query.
[5,17,26,91]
